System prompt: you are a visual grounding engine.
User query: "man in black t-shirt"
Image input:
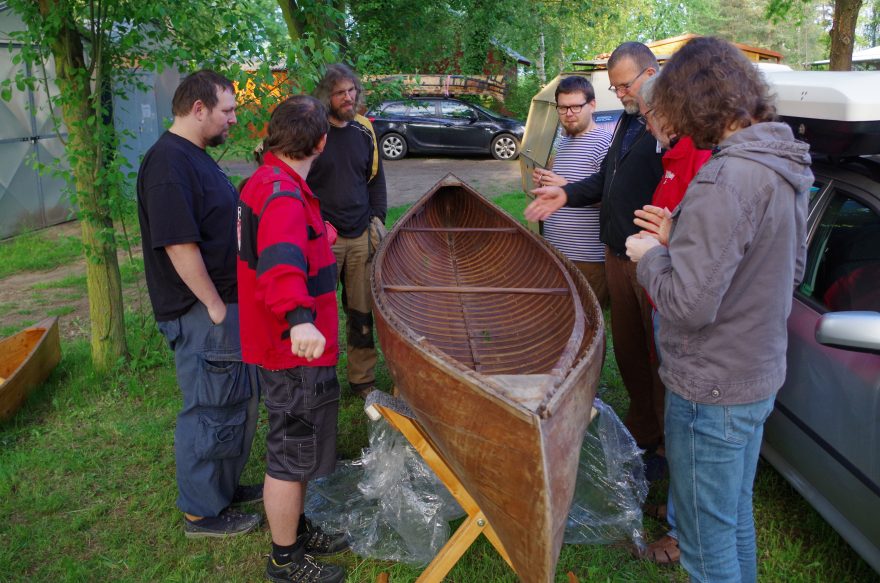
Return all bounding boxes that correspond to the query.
[137,70,261,538]
[309,64,387,398]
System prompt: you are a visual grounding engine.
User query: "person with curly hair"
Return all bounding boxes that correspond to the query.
[625,37,812,582]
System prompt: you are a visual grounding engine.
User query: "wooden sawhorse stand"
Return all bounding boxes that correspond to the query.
[364,391,515,582]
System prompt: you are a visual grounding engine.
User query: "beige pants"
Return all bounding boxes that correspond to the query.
[331,221,384,388]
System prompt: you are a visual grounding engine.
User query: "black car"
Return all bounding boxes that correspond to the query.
[366,97,525,161]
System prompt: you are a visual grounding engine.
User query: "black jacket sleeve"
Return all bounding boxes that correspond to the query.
[562,153,606,207]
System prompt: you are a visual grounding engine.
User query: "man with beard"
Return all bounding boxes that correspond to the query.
[526,43,667,461]
[532,76,612,307]
[137,70,262,538]
[309,64,387,399]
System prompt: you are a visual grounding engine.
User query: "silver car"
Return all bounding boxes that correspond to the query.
[761,155,880,574]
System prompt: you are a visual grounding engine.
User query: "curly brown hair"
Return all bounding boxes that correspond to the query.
[651,36,776,150]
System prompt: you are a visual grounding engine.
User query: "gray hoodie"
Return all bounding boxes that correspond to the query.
[637,122,812,405]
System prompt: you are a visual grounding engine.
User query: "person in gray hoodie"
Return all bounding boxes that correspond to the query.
[625,37,812,583]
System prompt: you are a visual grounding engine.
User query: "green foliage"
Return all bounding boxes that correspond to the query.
[0,233,82,279]
[500,72,542,120]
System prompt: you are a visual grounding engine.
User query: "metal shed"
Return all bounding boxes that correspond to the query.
[0,4,70,239]
[0,3,179,239]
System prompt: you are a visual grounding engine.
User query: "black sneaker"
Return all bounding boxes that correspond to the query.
[265,552,345,583]
[299,516,349,556]
[231,483,264,506]
[184,508,261,538]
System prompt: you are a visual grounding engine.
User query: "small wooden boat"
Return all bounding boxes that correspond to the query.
[371,175,604,582]
[0,317,61,421]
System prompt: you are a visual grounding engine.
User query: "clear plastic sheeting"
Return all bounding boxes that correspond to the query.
[305,396,647,564]
[564,397,649,550]
[304,417,464,566]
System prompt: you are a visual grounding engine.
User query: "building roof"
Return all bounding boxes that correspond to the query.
[811,45,880,65]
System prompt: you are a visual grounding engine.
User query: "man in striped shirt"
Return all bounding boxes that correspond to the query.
[533,76,612,306]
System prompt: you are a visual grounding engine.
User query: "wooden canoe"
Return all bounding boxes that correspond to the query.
[0,317,61,421]
[371,175,605,582]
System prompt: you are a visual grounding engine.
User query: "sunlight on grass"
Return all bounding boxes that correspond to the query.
[31,274,88,290]
[0,232,81,279]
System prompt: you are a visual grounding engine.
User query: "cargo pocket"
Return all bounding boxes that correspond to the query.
[302,369,340,410]
[282,412,318,476]
[193,350,252,461]
[196,408,247,460]
[196,350,252,408]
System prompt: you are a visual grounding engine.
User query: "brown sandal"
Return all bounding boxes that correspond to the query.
[643,534,680,565]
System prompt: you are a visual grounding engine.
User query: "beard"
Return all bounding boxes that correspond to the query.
[623,99,640,115]
[562,117,589,137]
[205,132,227,148]
[331,103,356,122]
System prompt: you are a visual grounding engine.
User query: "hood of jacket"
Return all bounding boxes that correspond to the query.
[716,122,813,195]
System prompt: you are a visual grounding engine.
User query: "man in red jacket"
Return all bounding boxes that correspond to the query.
[237,95,346,583]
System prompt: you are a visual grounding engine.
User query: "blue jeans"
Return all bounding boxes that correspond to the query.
[158,302,259,517]
[653,310,679,541]
[665,390,775,583]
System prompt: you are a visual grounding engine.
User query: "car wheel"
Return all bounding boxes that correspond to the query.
[491,134,519,160]
[380,133,407,160]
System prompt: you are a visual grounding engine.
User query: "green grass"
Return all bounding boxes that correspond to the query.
[31,274,88,290]
[0,192,876,582]
[0,232,82,279]
[0,320,36,337]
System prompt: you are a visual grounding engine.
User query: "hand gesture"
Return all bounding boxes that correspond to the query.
[532,167,568,188]
[525,186,567,221]
[290,323,326,361]
[634,205,673,246]
[625,232,661,263]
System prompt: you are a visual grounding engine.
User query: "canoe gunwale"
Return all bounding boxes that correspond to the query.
[0,317,61,421]
[371,174,597,420]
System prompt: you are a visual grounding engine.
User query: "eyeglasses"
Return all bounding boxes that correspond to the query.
[555,102,588,115]
[331,86,358,99]
[608,68,649,94]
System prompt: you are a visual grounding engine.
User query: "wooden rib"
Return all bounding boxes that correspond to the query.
[383,285,569,295]
[400,227,518,233]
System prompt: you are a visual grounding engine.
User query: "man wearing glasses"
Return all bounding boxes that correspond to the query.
[532,76,611,307]
[310,64,387,399]
[526,43,667,464]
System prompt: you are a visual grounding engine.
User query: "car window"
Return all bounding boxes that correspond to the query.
[406,101,435,117]
[798,189,880,312]
[440,101,475,120]
[380,102,408,117]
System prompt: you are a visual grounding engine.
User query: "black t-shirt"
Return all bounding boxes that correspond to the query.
[137,131,239,321]
[307,120,387,238]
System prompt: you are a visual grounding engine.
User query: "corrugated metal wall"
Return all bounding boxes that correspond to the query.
[0,8,72,239]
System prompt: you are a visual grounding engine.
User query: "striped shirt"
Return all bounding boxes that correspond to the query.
[543,127,611,262]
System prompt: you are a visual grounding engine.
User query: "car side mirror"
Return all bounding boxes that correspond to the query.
[467,112,478,124]
[815,311,880,354]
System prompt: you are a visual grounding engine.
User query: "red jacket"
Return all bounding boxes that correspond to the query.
[237,152,339,369]
[652,136,712,211]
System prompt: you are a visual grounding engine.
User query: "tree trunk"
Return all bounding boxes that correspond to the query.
[537,31,546,85]
[38,0,128,370]
[829,0,863,70]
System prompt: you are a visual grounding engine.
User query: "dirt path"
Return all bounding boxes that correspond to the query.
[1,157,525,340]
